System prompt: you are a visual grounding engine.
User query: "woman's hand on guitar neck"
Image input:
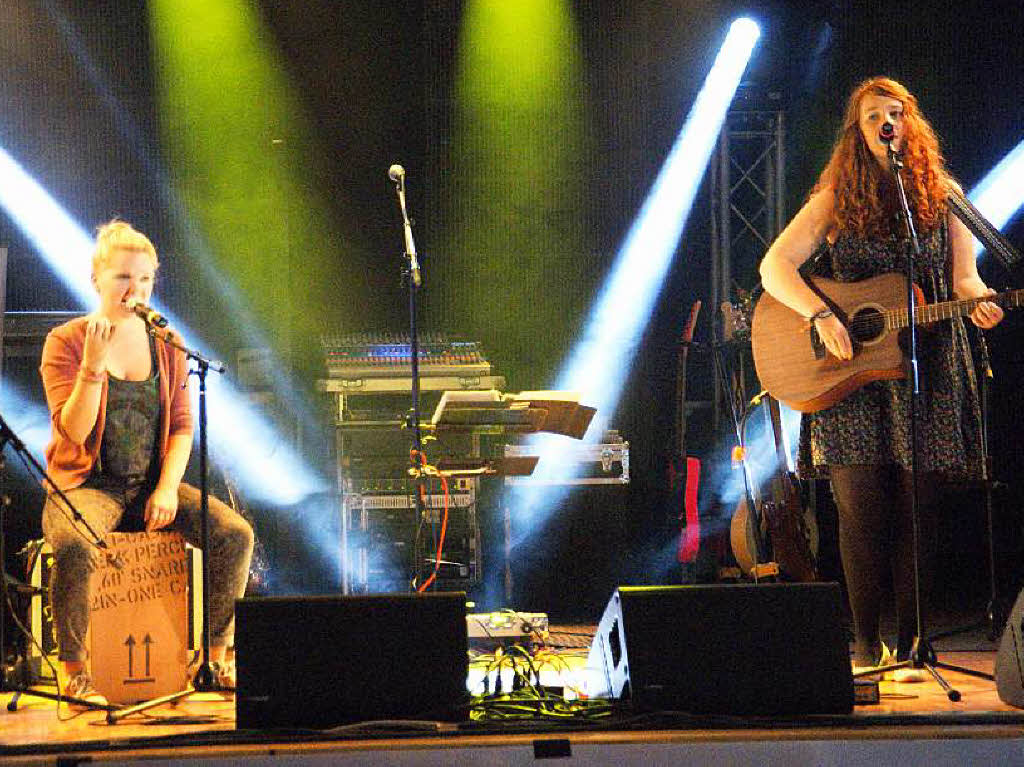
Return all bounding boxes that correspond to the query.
[812,313,853,361]
[968,289,1003,330]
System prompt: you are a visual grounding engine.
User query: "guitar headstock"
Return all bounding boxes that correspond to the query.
[720,288,755,342]
[680,300,702,346]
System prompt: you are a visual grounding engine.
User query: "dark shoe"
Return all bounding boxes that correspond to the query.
[188,657,236,690]
[851,642,894,680]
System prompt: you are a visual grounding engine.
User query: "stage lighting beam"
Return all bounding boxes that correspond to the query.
[0,145,326,509]
[504,19,761,545]
[969,140,1024,257]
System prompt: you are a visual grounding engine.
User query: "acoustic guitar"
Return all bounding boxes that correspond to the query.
[729,395,818,581]
[751,272,1023,413]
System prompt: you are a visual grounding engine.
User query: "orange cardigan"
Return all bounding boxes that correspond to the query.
[39,316,193,491]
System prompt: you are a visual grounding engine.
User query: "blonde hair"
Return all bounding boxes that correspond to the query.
[92,220,159,275]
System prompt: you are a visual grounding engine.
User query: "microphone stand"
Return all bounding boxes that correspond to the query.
[107,326,227,723]
[926,333,1003,653]
[855,138,990,695]
[390,167,430,591]
[0,414,114,712]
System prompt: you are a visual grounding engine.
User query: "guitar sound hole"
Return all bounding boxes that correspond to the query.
[850,308,885,344]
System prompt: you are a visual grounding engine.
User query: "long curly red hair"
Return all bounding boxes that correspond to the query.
[814,77,952,239]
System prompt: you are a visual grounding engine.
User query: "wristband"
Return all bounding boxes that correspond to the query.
[808,308,834,323]
[78,367,106,383]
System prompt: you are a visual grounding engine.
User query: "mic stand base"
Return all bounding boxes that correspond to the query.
[3,643,114,713]
[104,671,235,725]
[852,636,993,701]
[6,686,116,713]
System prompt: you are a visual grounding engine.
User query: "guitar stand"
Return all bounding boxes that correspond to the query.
[709,328,774,582]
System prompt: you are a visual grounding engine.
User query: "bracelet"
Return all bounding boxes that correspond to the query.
[808,308,834,323]
[78,367,106,383]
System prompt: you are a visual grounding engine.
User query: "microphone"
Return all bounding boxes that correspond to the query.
[879,120,895,144]
[125,298,169,328]
[388,163,420,287]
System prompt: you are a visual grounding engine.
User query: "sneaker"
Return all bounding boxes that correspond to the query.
[892,650,929,683]
[64,671,108,710]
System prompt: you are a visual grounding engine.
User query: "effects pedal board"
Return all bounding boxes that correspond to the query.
[467,611,549,643]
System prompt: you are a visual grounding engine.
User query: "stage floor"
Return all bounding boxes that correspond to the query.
[3,626,1024,765]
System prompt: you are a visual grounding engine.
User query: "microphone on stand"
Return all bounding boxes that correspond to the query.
[124,297,169,328]
[879,120,896,144]
[388,163,421,287]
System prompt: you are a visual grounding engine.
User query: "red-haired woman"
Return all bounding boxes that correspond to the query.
[759,77,1003,680]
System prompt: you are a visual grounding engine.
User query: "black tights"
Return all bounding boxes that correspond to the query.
[829,464,936,664]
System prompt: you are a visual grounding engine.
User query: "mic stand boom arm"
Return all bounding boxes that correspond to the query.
[0,414,107,553]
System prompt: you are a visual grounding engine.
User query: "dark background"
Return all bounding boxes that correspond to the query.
[2,1,1023,625]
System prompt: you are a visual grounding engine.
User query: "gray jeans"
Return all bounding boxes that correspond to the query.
[42,483,255,662]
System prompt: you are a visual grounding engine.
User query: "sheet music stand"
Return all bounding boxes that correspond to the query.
[428,390,596,440]
[427,390,599,608]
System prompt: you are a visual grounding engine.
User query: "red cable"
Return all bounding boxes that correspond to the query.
[417,467,450,592]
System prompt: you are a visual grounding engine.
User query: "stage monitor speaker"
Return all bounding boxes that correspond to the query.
[235,592,469,729]
[995,587,1024,708]
[586,583,853,715]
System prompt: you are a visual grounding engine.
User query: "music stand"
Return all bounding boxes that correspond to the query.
[429,390,596,439]
[411,407,545,595]
[428,390,597,604]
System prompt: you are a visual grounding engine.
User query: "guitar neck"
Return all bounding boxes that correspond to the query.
[888,287,1024,328]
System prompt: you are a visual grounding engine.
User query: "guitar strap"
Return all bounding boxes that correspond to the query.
[791,193,1017,275]
[947,190,1022,273]
[797,241,832,279]
[946,191,1002,405]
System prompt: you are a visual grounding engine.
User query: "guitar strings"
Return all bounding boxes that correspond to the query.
[837,291,1019,333]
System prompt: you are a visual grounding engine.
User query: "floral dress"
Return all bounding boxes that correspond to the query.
[796,221,984,480]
